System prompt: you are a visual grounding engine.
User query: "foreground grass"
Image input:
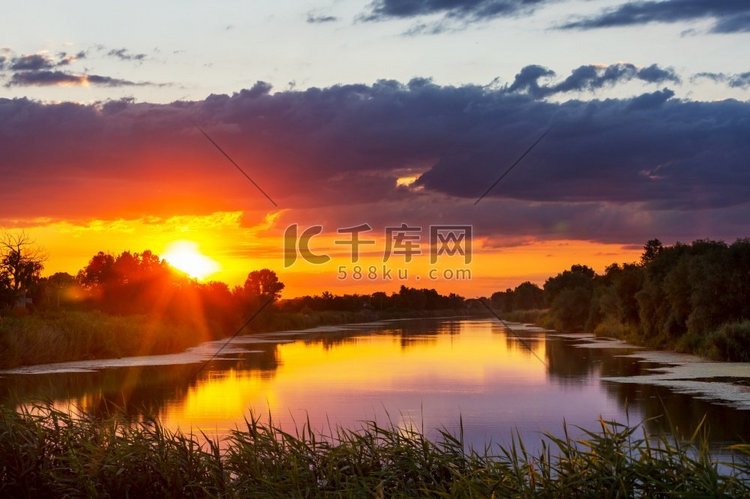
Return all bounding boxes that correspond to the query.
[1,405,748,498]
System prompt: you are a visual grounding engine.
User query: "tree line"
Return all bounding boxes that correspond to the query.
[0,233,466,325]
[491,239,750,360]
[278,286,465,314]
[0,233,284,330]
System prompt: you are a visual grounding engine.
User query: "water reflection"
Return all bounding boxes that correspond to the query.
[1,318,748,450]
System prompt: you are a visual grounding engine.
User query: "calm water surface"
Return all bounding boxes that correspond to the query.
[2,318,749,451]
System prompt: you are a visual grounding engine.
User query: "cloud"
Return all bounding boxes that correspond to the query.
[625,87,675,110]
[307,13,338,23]
[507,64,555,97]
[0,47,162,88]
[6,70,157,87]
[560,0,750,34]
[693,71,750,89]
[9,54,56,71]
[637,63,681,83]
[727,73,750,88]
[106,48,148,62]
[0,72,748,245]
[7,51,85,71]
[506,63,680,98]
[363,0,548,20]
[360,0,551,32]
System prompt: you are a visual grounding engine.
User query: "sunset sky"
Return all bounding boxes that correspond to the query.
[1,0,749,297]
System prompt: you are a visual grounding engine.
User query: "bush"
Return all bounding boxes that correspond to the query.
[592,317,638,341]
[704,321,750,361]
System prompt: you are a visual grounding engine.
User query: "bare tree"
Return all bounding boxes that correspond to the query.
[0,232,45,308]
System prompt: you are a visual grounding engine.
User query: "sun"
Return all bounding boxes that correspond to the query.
[162,241,219,280]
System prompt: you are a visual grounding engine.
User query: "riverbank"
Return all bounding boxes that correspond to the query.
[0,308,477,369]
[1,404,747,497]
[499,308,750,362]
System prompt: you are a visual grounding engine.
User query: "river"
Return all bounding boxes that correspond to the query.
[1,317,748,452]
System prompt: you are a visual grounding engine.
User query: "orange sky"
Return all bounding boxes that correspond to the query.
[8,210,642,298]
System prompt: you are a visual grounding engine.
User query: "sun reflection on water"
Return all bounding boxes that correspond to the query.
[159,320,546,437]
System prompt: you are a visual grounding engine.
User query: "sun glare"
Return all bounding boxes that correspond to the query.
[162,241,219,280]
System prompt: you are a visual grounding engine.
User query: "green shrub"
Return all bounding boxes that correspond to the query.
[592,317,638,341]
[704,321,750,361]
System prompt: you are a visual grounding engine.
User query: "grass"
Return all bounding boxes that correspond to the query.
[1,404,748,498]
[0,309,218,369]
[0,310,200,369]
[497,308,549,325]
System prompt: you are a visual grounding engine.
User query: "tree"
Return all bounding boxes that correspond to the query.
[77,252,115,287]
[543,265,597,331]
[641,239,664,265]
[543,265,596,305]
[0,232,45,309]
[512,281,545,310]
[243,269,285,303]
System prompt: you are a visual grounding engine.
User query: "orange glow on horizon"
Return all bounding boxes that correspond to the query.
[3,211,642,297]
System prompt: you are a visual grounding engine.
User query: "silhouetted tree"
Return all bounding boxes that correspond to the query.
[77,252,115,287]
[0,232,45,310]
[243,269,285,303]
[641,239,664,265]
[512,281,545,310]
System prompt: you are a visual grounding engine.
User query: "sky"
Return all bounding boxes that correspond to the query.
[1,0,749,297]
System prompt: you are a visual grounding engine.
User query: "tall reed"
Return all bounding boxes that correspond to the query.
[1,404,748,498]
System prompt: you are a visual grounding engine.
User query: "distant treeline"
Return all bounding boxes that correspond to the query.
[278,287,465,313]
[3,248,465,318]
[492,239,750,361]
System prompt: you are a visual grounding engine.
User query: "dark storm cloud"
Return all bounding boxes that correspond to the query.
[507,63,680,98]
[560,0,750,34]
[7,70,155,87]
[1,71,748,243]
